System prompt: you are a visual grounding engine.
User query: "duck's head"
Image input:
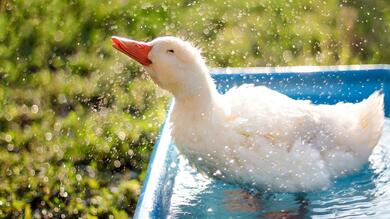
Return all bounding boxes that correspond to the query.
[112,36,210,98]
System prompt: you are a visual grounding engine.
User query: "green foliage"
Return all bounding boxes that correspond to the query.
[0,0,170,217]
[0,0,389,218]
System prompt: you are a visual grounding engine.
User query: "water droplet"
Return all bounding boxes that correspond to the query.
[45,132,53,141]
[117,131,126,140]
[213,170,222,176]
[31,104,39,114]
[4,134,12,142]
[114,160,121,168]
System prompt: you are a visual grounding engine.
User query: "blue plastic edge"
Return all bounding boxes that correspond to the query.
[133,102,174,219]
[133,65,390,219]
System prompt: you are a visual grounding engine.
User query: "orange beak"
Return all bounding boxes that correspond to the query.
[111,36,152,66]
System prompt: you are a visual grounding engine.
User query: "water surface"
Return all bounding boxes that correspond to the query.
[167,118,390,219]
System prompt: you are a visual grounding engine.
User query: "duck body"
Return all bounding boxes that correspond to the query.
[112,36,384,192]
[170,81,384,192]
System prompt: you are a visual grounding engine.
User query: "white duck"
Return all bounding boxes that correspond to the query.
[112,36,384,192]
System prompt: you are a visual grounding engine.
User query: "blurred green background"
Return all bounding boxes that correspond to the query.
[0,0,389,218]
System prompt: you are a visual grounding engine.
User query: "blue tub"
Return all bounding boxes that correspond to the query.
[134,65,390,219]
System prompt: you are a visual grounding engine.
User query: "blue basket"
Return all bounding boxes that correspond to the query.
[134,65,390,219]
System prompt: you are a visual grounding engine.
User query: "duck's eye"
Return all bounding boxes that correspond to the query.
[167,49,174,54]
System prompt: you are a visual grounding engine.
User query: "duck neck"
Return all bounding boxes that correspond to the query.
[174,68,221,114]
